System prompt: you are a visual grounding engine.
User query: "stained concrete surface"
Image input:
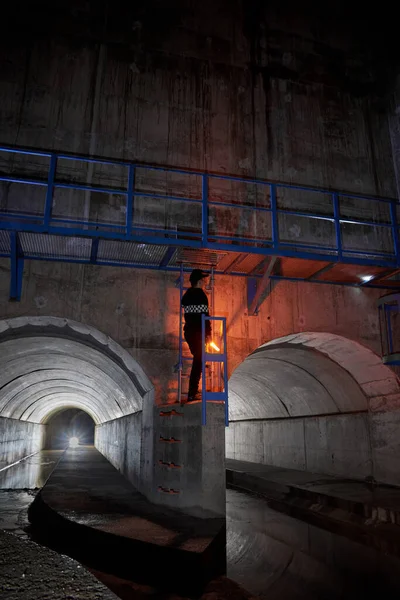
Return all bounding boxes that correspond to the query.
[95,411,143,492]
[152,402,226,516]
[0,416,44,471]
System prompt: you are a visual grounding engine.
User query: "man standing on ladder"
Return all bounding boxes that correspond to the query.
[181,269,211,403]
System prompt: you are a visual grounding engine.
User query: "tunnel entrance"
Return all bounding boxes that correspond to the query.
[44,408,95,449]
[227,332,400,486]
[0,316,154,474]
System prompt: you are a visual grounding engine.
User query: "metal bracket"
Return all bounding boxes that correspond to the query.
[247,257,279,316]
[9,232,24,302]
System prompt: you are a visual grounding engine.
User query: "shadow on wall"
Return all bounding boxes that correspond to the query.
[227,332,400,486]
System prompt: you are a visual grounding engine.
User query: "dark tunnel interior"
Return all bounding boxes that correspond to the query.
[45,409,95,449]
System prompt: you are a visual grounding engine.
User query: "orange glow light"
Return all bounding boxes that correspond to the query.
[209,341,220,352]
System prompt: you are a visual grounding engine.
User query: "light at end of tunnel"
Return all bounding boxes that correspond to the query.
[360,275,373,283]
[69,437,79,448]
[209,341,220,352]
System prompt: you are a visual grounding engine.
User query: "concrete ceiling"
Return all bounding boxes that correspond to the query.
[0,317,154,424]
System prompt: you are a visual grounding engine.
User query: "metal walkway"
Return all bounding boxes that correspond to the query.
[1,145,400,302]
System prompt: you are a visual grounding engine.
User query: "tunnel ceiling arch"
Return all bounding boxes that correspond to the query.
[229,332,400,421]
[0,317,154,424]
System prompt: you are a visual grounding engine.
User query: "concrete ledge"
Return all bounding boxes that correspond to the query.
[28,447,226,596]
[226,459,400,556]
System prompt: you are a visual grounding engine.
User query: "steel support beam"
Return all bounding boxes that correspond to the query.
[223,254,248,274]
[247,257,279,315]
[90,238,99,264]
[159,246,176,268]
[307,263,334,280]
[9,232,24,302]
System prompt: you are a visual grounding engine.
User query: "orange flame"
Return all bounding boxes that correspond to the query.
[209,341,220,352]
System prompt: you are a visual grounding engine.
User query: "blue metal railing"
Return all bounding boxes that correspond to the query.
[0,144,399,268]
[201,315,229,427]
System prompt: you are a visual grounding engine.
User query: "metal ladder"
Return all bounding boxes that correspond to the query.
[201,314,229,426]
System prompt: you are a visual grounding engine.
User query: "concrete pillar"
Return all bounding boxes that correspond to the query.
[141,400,226,518]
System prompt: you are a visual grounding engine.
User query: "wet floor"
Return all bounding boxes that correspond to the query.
[0,450,63,490]
[0,450,63,536]
[226,488,400,599]
[1,451,400,599]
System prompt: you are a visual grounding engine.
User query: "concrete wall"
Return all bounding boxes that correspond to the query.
[95,411,143,490]
[0,1,398,254]
[227,411,400,486]
[227,414,373,480]
[0,263,389,402]
[0,416,44,469]
[0,1,396,192]
[0,0,398,399]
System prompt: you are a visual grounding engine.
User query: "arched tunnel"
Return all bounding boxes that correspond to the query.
[2,319,400,598]
[0,316,154,479]
[227,332,400,483]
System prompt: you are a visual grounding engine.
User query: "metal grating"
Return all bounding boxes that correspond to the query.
[172,248,222,268]
[19,232,91,259]
[97,240,170,266]
[0,230,10,254]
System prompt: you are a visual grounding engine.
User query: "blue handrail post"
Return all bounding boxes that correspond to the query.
[202,174,208,247]
[9,232,24,301]
[44,154,57,228]
[223,317,229,427]
[333,193,343,260]
[126,164,135,238]
[390,200,400,266]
